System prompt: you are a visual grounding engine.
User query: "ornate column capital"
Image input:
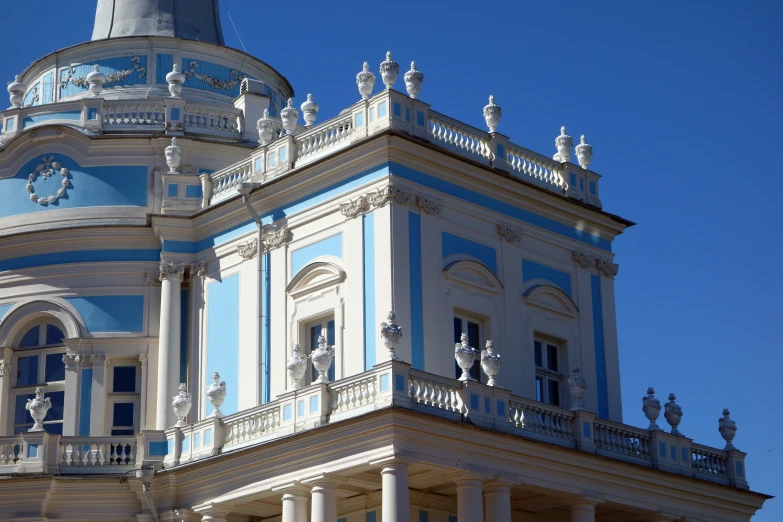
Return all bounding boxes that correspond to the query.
[146,272,162,286]
[366,184,416,208]
[263,226,292,252]
[90,353,108,367]
[189,261,207,279]
[237,238,258,260]
[139,354,149,367]
[339,196,369,219]
[572,250,595,269]
[416,195,441,215]
[62,353,80,371]
[595,257,619,278]
[159,261,186,281]
[497,224,522,244]
[0,360,11,377]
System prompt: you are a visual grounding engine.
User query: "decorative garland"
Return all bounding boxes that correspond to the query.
[183,61,245,91]
[60,57,146,91]
[26,156,70,205]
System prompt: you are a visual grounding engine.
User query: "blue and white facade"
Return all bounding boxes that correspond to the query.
[0,2,768,522]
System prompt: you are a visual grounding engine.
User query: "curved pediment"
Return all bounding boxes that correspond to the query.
[444,260,503,294]
[523,284,578,318]
[287,260,346,298]
[0,298,85,346]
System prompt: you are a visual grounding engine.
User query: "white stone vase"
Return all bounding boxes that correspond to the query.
[172,383,192,427]
[404,62,423,99]
[206,372,226,418]
[165,137,183,175]
[86,65,107,97]
[380,51,399,90]
[300,94,319,127]
[554,126,573,163]
[642,387,662,431]
[166,63,186,97]
[480,340,501,387]
[280,98,299,135]
[567,367,587,410]
[8,75,25,109]
[664,393,683,436]
[575,135,592,169]
[483,95,502,133]
[380,311,403,361]
[257,108,275,145]
[287,343,308,390]
[25,387,51,432]
[310,335,334,384]
[719,408,737,450]
[454,333,477,382]
[356,62,375,100]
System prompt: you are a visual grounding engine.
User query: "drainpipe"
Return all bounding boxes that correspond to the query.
[237,183,266,405]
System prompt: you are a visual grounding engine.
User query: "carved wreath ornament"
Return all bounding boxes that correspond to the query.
[27,156,70,205]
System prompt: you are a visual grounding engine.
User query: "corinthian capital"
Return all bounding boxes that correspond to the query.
[595,257,619,278]
[159,261,186,281]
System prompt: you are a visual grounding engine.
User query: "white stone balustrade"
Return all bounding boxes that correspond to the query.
[295,113,354,166]
[210,159,254,202]
[593,418,651,462]
[59,437,136,470]
[691,444,728,480]
[428,111,492,163]
[183,104,242,136]
[103,100,165,127]
[509,397,574,441]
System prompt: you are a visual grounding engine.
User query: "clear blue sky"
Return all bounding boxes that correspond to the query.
[2,0,781,518]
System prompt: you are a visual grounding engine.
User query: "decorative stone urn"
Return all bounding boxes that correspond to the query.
[300,94,319,127]
[483,95,502,133]
[287,343,308,390]
[642,387,662,430]
[454,333,478,382]
[567,367,587,410]
[206,372,226,418]
[165,137,183,174]
[257,108,275,145]
[86,65,107,97]
[8,75,25,109]
[280,98,299,135]
[480,340,502,387]
[379,51,399,90]
[356,62,375,100]
[310,335,335,384]
[25,387,51,432]
[380,311,403,361]
[553,126,573,163]
[575,135,593,169]
[172,383,192,427]
[404,62,423,99]
[664,393,683,436]
[719,408,737,450]
[166,64,186,97]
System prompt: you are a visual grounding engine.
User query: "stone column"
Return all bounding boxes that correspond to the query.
[455,477,483,522]
[310,479,339,522]
[156,262,185,429]
[89,354,108,435]
[138,354,149,431]
[483,481,512,522]
[565,498,599,522]
[0,352,12,436]
[281,485,309,522]
[61,354,81,436]
[381,461,410,522]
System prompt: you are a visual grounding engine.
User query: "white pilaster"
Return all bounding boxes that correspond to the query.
[455,477,483,522]
[89,354,108,435]
[61,355,80,436]
[138,354,149,431]
[483,481,512,522]
[156,263,184,429]
[381,461,411,522]
[310,479,339,522]
[0,349,12,435]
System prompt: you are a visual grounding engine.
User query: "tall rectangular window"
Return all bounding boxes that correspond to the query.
[534,339,563,407]
[308,317,336,383]
[109,364,140,436]
[453,315,482,382]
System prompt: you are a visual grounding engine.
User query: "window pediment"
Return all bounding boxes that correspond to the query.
[443,260,503,294]
[523,284,578,318]
[287,261,346,299]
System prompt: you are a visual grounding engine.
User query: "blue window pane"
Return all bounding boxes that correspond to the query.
[327,321,336,382]
[113,403,135,427]
[15,394,35,424]
[45,391,65,421]
[467,322,480,382]
[534,341,543,368]
[17,356,39,386]
[45,354,65,382]
[19,326,40,348]
[453,317,462,378]
[45,423,63,435]
[547,344,559,372]
[112,429,135,436]
[548,379,560,407]
[113,366,137,393]
[14,425,30,434]
[535,376,543,402]
[45,325,65,345]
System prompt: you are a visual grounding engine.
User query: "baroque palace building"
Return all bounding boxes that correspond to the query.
[0,1,769,521]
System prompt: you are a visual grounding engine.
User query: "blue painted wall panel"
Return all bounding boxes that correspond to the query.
[42,73,54,104]
[156,54,174,85]
[60,56,148,99]
[22,111,81,128]
[409,212,424,370]
[79,368,93,436]
[206,274,240,415]
[181,58,251,98]
[0,303,14,321]
[291,234,343,275]
[442,232,497,273]
[591,275,609,418]
[0,249,160,273]
[24,83,41,107]
[185,185,203,198]
[65,295,145,333]
[522,259,572,297]
[363,213,376,370]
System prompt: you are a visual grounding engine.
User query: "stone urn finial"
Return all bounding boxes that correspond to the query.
[642,387,662,431]
[300,94,319,127]
[480,340,502,387]
[575,135,593,169]
[206,372,226,418]
[567,367,587,410]
[483,95,502,133]
[356,62,376,100]
[165,137,183,174]
[280,98,299,135]
[404,61,423,99]
[719,408,738,451]
[310,335,335,384]
[172,383,192,427]
[25,387,51,432]
[8,75,25,109]
[664,393,683,436]
[257,108,275,145]
[380,311,403,362]
[380,51,399,90]
[287,343,308,390]
[554,126,573,163]
[166,63,186,97]
[86,65,107,97]
[454,333,478,382]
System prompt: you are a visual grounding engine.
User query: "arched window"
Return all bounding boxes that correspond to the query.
[12,320,67,434]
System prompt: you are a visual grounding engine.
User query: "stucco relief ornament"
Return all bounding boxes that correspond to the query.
[184,61,244,91]
[159,262,186,281]
[719,408,737,450]
[206,372,227,418]
[257,108,275,145]
[237,238,258,260]
[575,135,593,169]
[287,344,308,391]
[366,185,414,208]
[664,393,683,436]
[497,224,522,244]
[483,95,502,133]
[8,75,25,109]
[25,387,51,432]
[642,387,662,431]
[595,258,619,278]
[165,137,183,175]
[356,62,375,100]
[300,94,319,127]
[27,155,70,205]
[572,250,595,269]
[86,65,107,97]
[60,57,146,91]
[480,341,502,387]
[380,311,403,361]
[340,196,369,219]
[172,383,192,427]
[416,196,441,216]
[263,226,292,251]
[166,64,186,97]
[553,126,573,163]
[380,51,399,90]
[404,61,423,99]
[310,335,335,384]
[567,367,587,410]
[280,98,299,135]
[454,333,478,382]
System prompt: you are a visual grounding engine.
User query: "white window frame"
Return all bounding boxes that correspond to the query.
[453,310,487,383]
[106,359,141,436]
[534,336,564,407]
